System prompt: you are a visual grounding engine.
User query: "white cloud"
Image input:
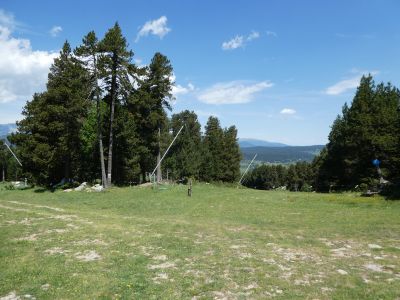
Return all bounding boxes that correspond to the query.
[280,108,296,115]
[172,82,195,97]
[0,25,58,103]
[0,10,16,30]
[266,30,277,37]
[222,35,244,50]
[169,73,195,98]
[326,70,379,95]
[222,31,260,50]
[49,26,62,37]
[247,31,260,41]
[136,16,171,42]
[326,77,360,95]
[198,80,273,105]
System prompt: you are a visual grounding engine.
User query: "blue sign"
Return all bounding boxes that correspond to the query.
[372,159,380,167]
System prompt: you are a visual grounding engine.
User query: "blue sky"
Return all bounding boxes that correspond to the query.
[0,0,399,145]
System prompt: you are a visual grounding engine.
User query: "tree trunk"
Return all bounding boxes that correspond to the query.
[93,55,107,188]
[2,165,5,182]
[157,127,162,182]
[107,53,117,187]
[97,96,107,188]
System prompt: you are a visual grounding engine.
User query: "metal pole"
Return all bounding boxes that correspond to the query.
[4,143,22,167]
[238,154,257,186]
[151,125,184,178]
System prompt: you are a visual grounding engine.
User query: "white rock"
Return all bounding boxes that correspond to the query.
[74,182,87,191]
[91,184,104,192]
[337,269,348,275]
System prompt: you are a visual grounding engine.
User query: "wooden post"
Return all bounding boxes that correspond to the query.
[187,179,192,197]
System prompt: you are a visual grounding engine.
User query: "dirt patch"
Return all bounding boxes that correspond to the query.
[153,255,167,261]
[148,262,176,270]
[51,215,77,221]
[0,292,20,300]
[364,263,384,272]
[41,284,50,291]
[152,273,169,284]
[45,247,69,255]
[75,250,101,262]
[368,244,383,250]
[16,233,39,241]
[7,201,64,212]
[73,239,108,246]
[0,204,31,213]
[45,228,68,234]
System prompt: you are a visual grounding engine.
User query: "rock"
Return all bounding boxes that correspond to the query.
[337,269,348,275]
[74,182,87,191]
[63,189,73,192]
[91,184,104,192]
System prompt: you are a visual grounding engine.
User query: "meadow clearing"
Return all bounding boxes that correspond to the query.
[0,183,399,299]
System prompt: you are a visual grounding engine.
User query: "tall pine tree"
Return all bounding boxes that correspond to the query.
[11,41,90,185]
[99,23,137,186]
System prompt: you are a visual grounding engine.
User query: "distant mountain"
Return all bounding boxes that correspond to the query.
[0,123,17,141]
[239,138,288,148]
[241,145,324,163]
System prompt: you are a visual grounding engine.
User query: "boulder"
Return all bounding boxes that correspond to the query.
[74,182,87,191]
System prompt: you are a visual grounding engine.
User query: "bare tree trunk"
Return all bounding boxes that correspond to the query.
[97,95,107,188]
[2,165,5,182]
[107,54,117,187]
[157,127,162,182]
[93,55,107,188]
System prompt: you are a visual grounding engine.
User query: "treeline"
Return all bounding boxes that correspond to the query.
[243,162,314,191]
[244,75,400,195]
[4,23,241,187]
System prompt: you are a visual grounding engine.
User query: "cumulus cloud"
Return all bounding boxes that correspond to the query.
[280,108,296,115]
[0,24,58,103]
[222,35,244,50]
[169,73,195,98]
[172,82,195,97]
[326,70,379,95]
[136,16,171,42]
[0,9,17,30]
[49,25,62,37]
[222,31,260,50]
[198,80,273,104]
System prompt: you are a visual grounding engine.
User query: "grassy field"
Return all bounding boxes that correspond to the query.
[0,183,399,299]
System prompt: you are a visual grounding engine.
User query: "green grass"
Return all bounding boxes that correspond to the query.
[0,183,399,299]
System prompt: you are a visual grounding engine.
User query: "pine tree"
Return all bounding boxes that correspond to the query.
[221,126,241,182]
[99,23,137,186]
[201,117,225,181]
[75,31,107,187]
[317,75,400,191]
[11,41,90,185]
[129,52,173,181]
[168,110,202,180]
